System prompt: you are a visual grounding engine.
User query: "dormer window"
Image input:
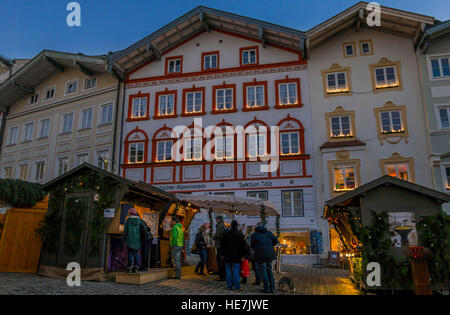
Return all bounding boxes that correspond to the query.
[65,80,78,95]
[202,51,219,71]
[30,92,39,105]
[240,46,259,66]
[43,86,55,101]
[166,56,183,74]
[84,77,97,90]
[343,42,356,57]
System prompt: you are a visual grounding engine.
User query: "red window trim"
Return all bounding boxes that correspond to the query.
[212,82,237,114]
[165,55,183,75]
[277,115,305,156]
[240,46,259,67]
[275,77,303,109]
[127,91,150,122]
[124,127,149,164]
[244,118,270,160]
[181,85,206,117]
[152,125,176,163]
[201,51,220,71]
[242,79,269,112]
[154,88,178,119]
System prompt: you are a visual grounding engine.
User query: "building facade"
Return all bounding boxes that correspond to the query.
[111,7,322,262]
[306,3,435,252]
[0,51,120,183]
[417,20,450,213]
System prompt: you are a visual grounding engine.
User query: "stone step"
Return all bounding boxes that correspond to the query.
[115,268,174,285]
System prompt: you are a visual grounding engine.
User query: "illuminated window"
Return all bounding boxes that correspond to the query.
[246,85,265,108]
[129,143,145,163]
[132,97,147,118]
[370,58,402,92]
[446,167,450,189]
[278,83,298,105]
[380,110,403,133]
[247,134,266,158]
[216,88,233,111]
[184,137,202,161]
[280,132,300,155]
[333,165,356,192]
[385,162,409,181]
[375,66,398,88]
[330,115,352,138]
[326,72,348,94]
[159,94,175,116]
[282,190,304,217]
[185,91,203,114]
[215,135,233,159]
[157,140,173,162]
[97,150,110,170]
[430,56,450,79]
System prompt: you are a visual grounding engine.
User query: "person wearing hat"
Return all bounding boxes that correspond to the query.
[122,208,149,273]
[213,215,227,281]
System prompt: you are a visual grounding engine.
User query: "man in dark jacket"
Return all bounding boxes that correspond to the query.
[251,222,279,293]
[220,220,246,290]
[213,216,226,280]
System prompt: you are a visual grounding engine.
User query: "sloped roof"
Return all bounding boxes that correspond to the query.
[326,175,450,207]
[0,50,109,111]
[418,19,450,52]
[41,163,178,202]
[307,1,435,50]
[109,6,306,73]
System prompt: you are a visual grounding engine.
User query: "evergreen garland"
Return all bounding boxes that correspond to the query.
[259,204,267,226]
[275,215,281,237]
[0,179,46,207]
[208,207,214,239]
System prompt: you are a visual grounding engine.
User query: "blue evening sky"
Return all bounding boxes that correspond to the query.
[0,0,449,59]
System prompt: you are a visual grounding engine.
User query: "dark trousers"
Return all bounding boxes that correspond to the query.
[195,248,207,274]
[127,247,140,269]
[251,259,261,284]
[216,250,226,279]
[140,238,150,271]
[258,261,275,292]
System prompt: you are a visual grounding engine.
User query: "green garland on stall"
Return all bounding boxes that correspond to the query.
[417,212,450,288]
[259,204,267,226]
[37,171,120,256]
[208,207,214,239]
[275,215,281,237]
[0,179,46,207]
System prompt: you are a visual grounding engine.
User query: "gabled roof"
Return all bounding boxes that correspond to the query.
[108,6,306,73]
[307,1,435,51]
[41,163,178,202]
[418,20,450,52]
[0,50,109,111]
[326,175,450,207]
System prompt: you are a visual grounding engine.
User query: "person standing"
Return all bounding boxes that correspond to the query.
[213,216,226,281]
[243,226,259,284]
[220,220,246,291]
[194,225,208,275]
[122,208,148,273]
[139,219,153,271]
[251,222,279,293]
[170,216,184,279]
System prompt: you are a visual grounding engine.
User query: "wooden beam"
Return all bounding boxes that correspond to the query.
[356,8,364,32]
[74,61,93,76]
[43,56,64,72]
[199,12,210,32]
[258,27,266,48]
[13,80,34,94]
[150,42,162,61]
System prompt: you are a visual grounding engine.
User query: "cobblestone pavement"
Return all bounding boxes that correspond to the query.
[0,264,359,295]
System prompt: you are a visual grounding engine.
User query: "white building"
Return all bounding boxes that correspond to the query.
[110,7,322,262]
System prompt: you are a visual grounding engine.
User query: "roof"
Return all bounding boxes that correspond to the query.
[109,5,306,73]
[41,163,178,202]
[307,1,435,51]
[325,175,450,207]
[0,50,109,111]
[418,20,450,51]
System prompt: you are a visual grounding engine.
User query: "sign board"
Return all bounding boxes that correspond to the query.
[103,208,115,218]
[142,212,159,236]
[328,251,340,267]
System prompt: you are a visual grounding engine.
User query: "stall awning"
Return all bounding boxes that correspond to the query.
[176,194,280,216]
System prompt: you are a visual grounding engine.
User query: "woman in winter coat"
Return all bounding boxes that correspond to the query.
[194,225,208,275]
[122,208,149,273]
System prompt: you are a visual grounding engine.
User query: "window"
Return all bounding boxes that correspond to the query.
[430,56,450,79]
[97,150,110,170]
[76,153,89,166]
[4,167,13,179]
[445,167,450,189]
[333,165,356,192]
[437,105,450,129]
[243,80,268,110]
[247,134,266,158]
[275,78,301,108]
[216,88,233,111]
[65,80,78,95]
[280,132,300,155]
[240,47,258,66]
[202,52,219,70]
[34,161,45,181]
[80,108,93,129]
[182,87,205,116]
[370,58,402,92]
[100,103,114,125]
[282,190,303,217]
[166,56,182,74]
[247,191,268,201]
[215,135,233,159]
[57,157,69,176]
[184,137,202,161]
[385,163,409,181]
[43,86,55,101]
[132,97,148,118]
[159,94,175,116]
[84,77,97,90]
[343,42,356,57]
[330,115,352,138]
[18,164,28,180]
[359,40,373,56]
[61,113,73,134]
[156,141,173,162]
[322,64,352,96]
[6,126,18,145]
[39,118,50,138]
[380,110,403,133]
[22,123,34,142]
[30,92,39,105]
[129,143,145,163]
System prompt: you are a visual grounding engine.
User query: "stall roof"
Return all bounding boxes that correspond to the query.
[325,175,450,207]
[41,163,178,202]
[108,5,306,73]
[0,50,109,112]
[176,194,280,216]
